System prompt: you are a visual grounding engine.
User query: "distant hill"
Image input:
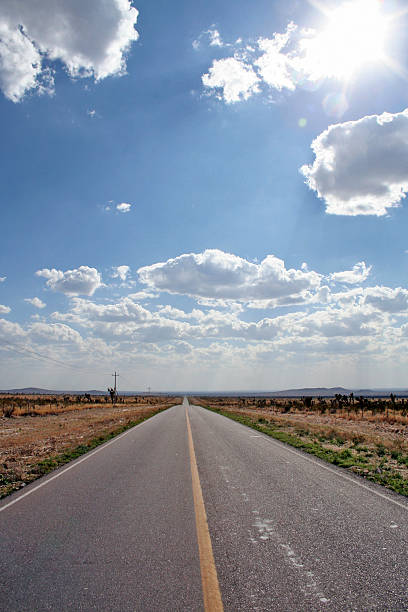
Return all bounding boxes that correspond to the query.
[267,387,408,397]
[191,387,408,397]
[270,387,351,397]
[0,388,179,396]
[2,387,408,397]
[0,387,106,395]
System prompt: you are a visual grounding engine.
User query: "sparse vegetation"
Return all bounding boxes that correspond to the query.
[0,393,170,417]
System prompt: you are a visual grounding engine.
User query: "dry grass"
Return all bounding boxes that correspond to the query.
[0,394,181,498]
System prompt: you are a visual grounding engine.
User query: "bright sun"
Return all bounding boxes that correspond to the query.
[303,0,388,81]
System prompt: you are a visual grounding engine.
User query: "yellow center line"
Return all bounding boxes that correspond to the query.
[185,405,224,612]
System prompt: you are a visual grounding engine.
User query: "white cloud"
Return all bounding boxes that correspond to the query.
[128,290,159,301]
[0,305,10,314]
[29,322,83,345]
[52,296,193,343]
[116,202,132,213]
[202,57,260,104]
[319,286,408,315]
[138,249,321,301]
[0,21,46,103]
[193,26,225,50]
[199,23,313,104]
[330,262,371,285]
[0,0,139,102]
[294,305,387,339]
[255,23,300,92]
[36,266,102,296]
[128,291,159,302]
[14,270,408,387]
[301,108,408,216]
[0,318,25,341]
[0,277,6,282]
[112,265,130,281]
[361,287,408,313]
[208,28,223,48]
[200,2,388,108]
[24,297,46,309]
[54,296,153,324]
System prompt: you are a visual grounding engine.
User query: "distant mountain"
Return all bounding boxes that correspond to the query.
[0,387,56,394]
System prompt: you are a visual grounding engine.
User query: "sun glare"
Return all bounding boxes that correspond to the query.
[303,0,388,81]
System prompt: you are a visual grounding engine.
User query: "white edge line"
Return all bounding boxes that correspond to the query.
[0,407,170,514]
[195,406,408,512]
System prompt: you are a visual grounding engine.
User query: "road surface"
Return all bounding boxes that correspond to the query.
[1,399,407,611]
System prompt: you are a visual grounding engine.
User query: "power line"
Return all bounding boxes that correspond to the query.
[0,340,103,375]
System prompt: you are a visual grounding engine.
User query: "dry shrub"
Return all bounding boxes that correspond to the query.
[2,405,15,418]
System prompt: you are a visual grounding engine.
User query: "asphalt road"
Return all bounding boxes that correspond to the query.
[1,400,407,611]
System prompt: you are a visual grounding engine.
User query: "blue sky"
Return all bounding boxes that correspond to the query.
[1,0,408,391]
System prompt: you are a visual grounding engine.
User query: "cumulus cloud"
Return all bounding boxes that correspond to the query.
[0,305,10,314]
[36,266,102,296]
[56,296,152,324]
[0,0,139,102]
[295,305,386,339]
[138,249,321,301]
[112,265,130,281]
[202,57,260,104]
[52,296,193,343]
[0,277,6,282]
[330,262,371,285]
[301,108,408,216]
[24,297,46,309]
[116,202,132,213]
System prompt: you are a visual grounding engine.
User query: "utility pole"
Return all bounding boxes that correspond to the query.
[112,371,119,393]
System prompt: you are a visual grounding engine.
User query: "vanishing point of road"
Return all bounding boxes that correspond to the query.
[1,399,407,611]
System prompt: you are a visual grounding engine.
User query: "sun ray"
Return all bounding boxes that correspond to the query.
[304,0,395,82]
